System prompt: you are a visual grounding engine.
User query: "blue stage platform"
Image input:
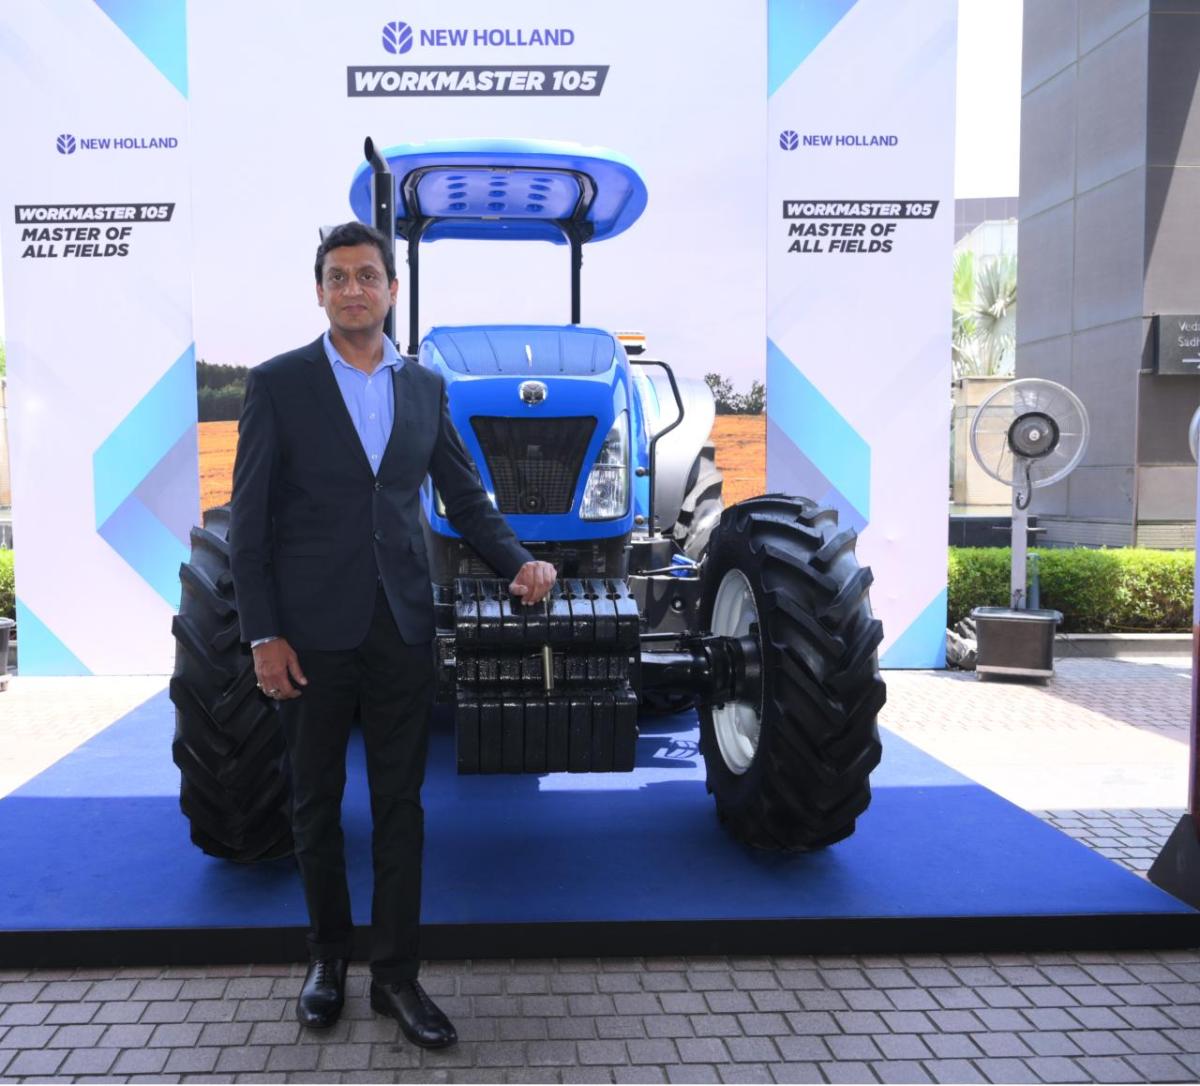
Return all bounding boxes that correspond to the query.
[0,690,1195,966]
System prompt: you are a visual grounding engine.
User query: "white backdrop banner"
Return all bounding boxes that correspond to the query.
[0,0,196,675]
[186,0,767,383]
[765,0,956,667]
[0,1,957,674]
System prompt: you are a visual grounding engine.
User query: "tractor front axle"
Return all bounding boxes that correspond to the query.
[638,634,762,710]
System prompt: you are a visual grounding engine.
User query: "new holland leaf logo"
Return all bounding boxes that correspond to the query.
[56,134,76,155]
[779,130,799,151]
[382,21,414,54]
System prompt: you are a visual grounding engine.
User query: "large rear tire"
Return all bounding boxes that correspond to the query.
[698,495,885,850]
[672,443,724,562]
[169,506,293,862]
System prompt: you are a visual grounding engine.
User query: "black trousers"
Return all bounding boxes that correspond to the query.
[278,585,436,982]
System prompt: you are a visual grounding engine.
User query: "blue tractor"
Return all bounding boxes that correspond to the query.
[170,138,885,861]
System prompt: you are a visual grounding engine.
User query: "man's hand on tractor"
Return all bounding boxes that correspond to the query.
[252,638,308,700]
[509,560,557,606]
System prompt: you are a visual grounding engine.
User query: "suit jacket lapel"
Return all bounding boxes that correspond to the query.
[379,360,418,477]
[301,335,374,476]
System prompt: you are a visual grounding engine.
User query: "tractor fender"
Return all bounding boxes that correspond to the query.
[637,372,716,532]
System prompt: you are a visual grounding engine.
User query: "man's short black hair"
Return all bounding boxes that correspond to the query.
[315,222,396,284]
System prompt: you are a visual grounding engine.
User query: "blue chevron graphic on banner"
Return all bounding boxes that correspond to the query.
[94,345,198,606]
[766,338,870,525]
[767,418,867,535]
[93,0,188,98]
[768,0,859,96]
[880,588,948,669]
[15,599,91,676]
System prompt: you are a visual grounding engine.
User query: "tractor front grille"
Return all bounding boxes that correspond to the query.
[471,416,596,515]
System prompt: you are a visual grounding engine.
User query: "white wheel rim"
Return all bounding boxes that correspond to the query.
[710,568,761,775]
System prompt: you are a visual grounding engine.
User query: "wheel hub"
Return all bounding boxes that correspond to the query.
[709,568,762,775]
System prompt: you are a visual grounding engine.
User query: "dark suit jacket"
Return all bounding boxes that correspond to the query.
[229,334,533,650]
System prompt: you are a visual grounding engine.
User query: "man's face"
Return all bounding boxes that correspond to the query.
[316,243,398,336]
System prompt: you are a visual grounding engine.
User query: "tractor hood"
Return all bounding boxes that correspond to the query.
[423,324,622,377]
[348,138,647,244]
[418,323,636,543]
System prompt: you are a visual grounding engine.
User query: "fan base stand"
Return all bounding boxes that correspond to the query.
[1148,816,1200,910]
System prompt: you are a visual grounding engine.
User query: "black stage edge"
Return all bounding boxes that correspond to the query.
[4,913,1199,969]
[1150,814,1200,910]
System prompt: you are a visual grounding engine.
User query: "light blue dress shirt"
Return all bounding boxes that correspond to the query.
[323,330,403,475]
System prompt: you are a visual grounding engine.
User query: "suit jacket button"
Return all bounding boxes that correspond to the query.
[374,530,384,542]
[374,481,383,492]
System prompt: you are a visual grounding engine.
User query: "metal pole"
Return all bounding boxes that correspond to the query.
[407,232,420,356]
[364,138,395,345]
[1010,490,1028,610]
[570,235,582,325]
[1190,493,1200,835]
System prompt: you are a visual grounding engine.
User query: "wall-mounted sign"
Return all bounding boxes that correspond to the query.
[1155,314,1200,375]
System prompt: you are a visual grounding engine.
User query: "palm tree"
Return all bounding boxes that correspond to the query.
[952,250,977,376]
[952,252,1017,378]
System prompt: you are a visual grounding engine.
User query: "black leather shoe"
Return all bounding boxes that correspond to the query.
[296,958,348,1029]
[370,978,457,1048]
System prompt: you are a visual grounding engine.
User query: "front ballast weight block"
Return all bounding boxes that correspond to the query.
[453,577,640,774]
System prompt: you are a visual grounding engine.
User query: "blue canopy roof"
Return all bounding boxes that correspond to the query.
[348,138,648,244]
[424,324,621,375]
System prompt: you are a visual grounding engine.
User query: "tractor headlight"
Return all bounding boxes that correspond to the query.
[580,412,629,520]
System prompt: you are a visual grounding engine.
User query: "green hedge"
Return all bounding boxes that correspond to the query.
[0,543,1190,633]
[0,549,12,622]
[948,547,1193,632]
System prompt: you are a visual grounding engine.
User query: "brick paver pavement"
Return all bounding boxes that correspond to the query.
[0,657,1197,1083]
[1,951,1198,1084]
[0,676,167,800]
[881,657,1191,811]
[1035,808,1186,874]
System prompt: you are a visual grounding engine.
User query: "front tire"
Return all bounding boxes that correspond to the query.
[698,495,885,850]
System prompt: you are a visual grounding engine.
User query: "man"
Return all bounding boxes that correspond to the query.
[229,221,555,1046]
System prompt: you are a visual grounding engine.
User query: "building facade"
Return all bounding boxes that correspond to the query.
[1017,0,1200,548]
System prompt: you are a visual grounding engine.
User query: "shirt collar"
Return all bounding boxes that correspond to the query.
[323,330,403,376]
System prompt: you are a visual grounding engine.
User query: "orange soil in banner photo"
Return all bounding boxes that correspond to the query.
[710,414,767,506]
[199,421,238,513]
[197,414,769,517]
